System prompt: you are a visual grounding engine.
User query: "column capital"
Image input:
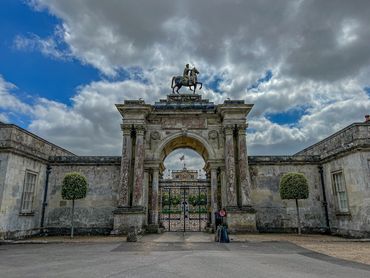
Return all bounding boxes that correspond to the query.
[134,125,146,136]
[237,123,248,135]
[223,124,234,136]
[121,124,132,135]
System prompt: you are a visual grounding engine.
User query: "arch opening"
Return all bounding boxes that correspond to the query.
[163,148,206,179]
[159,135,210,163]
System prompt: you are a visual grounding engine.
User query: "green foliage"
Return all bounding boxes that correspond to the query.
[279,172,309,200]
[162,192,171,206]
[188,193,207,206]
[171,195,181,206]
[162,193,181,206]
[61,172,88,200]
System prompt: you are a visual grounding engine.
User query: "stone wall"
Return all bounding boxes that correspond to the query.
[249,156,327,233]
[323,151,370,237]
[0,124,74,239]
[46,157,120,235]
[296,123,370,158]
[0,123,74,161]
[0,153,47,239]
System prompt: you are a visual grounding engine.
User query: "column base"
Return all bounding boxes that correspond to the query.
[225,206,257,233]
[111,206,146,235]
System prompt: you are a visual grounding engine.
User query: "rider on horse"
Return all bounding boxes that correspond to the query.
[171,64,203,94]
[183,64,190,84]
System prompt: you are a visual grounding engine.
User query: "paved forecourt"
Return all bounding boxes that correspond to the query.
[1,233,370,278]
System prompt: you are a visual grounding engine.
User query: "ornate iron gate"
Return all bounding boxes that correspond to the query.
[160,185,209,232]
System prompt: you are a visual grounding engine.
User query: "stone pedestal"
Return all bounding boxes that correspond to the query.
[112,206,146,234]
[225,206,257,233]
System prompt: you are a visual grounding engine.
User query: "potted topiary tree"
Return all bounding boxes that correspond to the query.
[61,172,88,238]
[279,172,309,235]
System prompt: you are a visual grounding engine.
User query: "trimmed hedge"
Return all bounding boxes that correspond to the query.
[279,172,309,200]
[62,172,88,200]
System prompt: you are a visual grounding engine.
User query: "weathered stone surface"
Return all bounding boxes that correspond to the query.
[118,125,132,207]
[151,169,159,224]
[249,163,326,232]
[295,123,370,159]
[224,125,238,207]
[1,98,369,239]
[237,124,251,206]
[227,211,257,233]
[0,123,74,161]
[46,163,120,234]
[322,151,370,238]
[132,125,145,206]
[126,226,138,242]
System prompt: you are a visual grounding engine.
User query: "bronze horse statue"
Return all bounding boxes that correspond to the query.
[171,67,203,94]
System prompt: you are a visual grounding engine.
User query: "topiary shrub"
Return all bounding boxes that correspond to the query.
[62,172,88,238]
[279,172,309,234]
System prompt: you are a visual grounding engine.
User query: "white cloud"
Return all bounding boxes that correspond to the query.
[0,113,9,123]
[3,0,369,162]
[13,25,72,60]
[0,76,32,113]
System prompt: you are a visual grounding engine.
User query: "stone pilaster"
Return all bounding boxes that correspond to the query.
[151,168,160,224]
[210,167,218,227]
[220,168,227,209]
[118,124,132,207]
[237,124,251,206]
[223,125,238,207]
[143,170,149,225]
[132,125,146,207]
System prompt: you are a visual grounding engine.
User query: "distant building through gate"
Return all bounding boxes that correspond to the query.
[159,168,210,232]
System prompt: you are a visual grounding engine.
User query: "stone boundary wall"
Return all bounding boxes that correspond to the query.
[0,123,74,161]
[249,155,320,165]
[295,123,370,158]
[49,156,121,165]
[45,160,120,235]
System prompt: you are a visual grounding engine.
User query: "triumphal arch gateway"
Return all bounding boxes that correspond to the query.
[112,94,257,233]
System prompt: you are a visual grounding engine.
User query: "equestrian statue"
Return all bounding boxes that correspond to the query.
[171,64,203,94]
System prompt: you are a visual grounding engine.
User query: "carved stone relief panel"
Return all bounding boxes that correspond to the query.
[161,117,206,129]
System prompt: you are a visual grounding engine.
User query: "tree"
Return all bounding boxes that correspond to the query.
[61,172,88,238]
[279,172,309,235]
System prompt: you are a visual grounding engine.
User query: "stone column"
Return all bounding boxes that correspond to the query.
[237,124,251,206]
[220,168,227,209]
[151,168,160,224]
[210,167,218,227]
[143,171,149,225]
[132,125,146,207]
[118,124,132,207]
[224,125,237,207]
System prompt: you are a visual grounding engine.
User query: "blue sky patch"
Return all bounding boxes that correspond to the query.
[0,0,101,106]
[364,87,370,98]
[266,106,309,126]
[207,74,224,93]
[247,70,273,91]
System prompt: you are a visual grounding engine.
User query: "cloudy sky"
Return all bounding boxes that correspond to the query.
[1,0,370,173]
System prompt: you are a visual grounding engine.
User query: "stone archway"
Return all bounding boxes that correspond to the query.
[112,94,257,234]
[156,135,212,232]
